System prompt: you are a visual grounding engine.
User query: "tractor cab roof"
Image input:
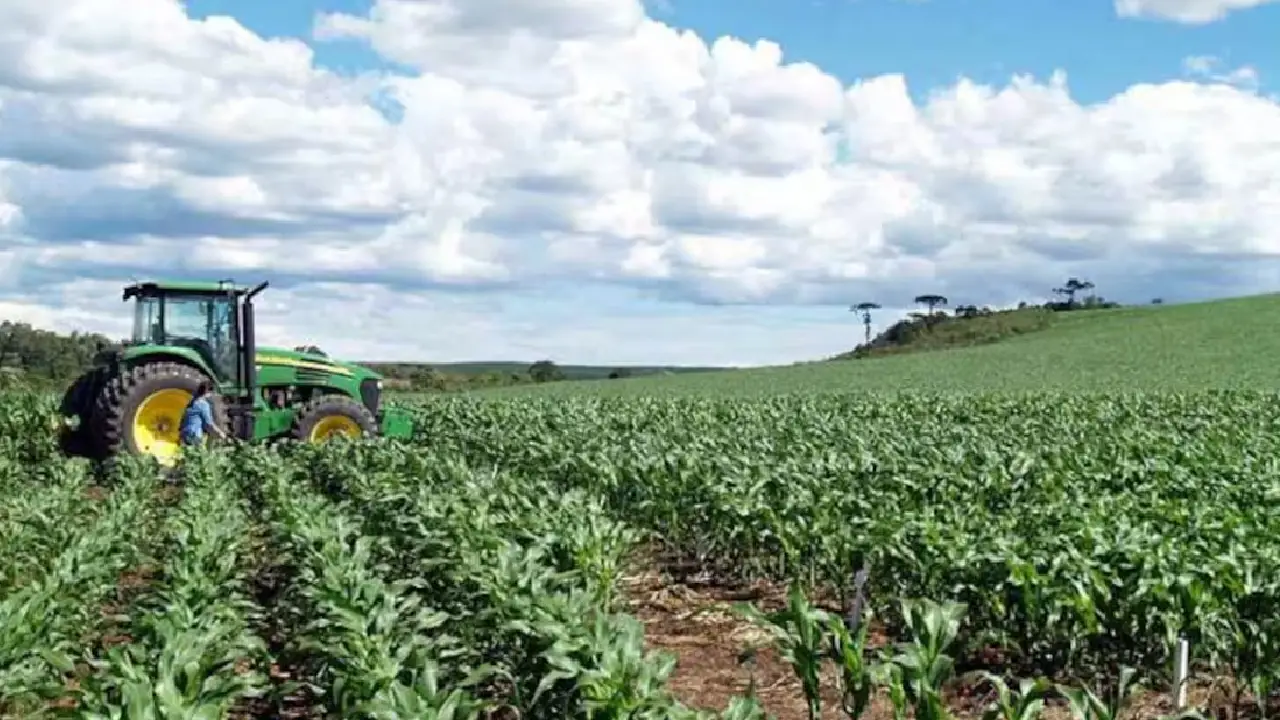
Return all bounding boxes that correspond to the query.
[122,279,260,300]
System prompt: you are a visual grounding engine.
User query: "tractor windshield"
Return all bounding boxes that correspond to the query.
[132,294,238,380]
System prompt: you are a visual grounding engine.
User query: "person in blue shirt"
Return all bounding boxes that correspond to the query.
[179,380,227,447]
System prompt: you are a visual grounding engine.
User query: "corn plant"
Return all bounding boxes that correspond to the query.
[1057,667,1143,720]
[979,673,1054,720]
[829,607,875,720]
[240,449,489,719]
[733,584,830,720]
[74,450,269,717]
[0,461,97,593]
[295,441,752,719]
[870,598,966,720]
[0,458,160,714]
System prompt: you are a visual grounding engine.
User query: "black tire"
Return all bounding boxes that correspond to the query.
[90,361,226,461]
[290,394,376,443]
[57,425,94,460]
[58,368,103,460]
[60,367,103,419]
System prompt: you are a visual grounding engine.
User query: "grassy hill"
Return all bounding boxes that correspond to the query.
[478,293,1280,397]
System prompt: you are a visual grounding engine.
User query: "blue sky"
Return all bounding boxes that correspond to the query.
[2,0,1279,364]
[666,0,1277,100]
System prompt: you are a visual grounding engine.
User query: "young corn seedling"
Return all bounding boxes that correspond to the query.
[829,565,875,720]
[573,613,701,719]
[978,673,1054,720]
[828,606,875,719]
[733,583,831,720]
[1057,666,1142,720]
[885,598,968,720]
[879,662,910,720]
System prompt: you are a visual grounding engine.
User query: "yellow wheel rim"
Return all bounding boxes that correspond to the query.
[309,415,362,442]
[132,388,192,467]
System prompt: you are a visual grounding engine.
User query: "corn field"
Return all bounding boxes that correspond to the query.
[3,389,1280,719]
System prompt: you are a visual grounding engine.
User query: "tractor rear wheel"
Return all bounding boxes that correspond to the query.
[290,394,376,444]
[58,367,105,459]
[91,362,226,467]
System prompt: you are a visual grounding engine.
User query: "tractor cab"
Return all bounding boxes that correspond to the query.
[125,281,243,382]
[119,279,269,447]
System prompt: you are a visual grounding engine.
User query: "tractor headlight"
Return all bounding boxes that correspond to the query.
[376,379,383,390]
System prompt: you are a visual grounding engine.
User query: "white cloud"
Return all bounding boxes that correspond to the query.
[1182,55,1261,89]
[1114,0,1280,22]
[0,0,1279,365]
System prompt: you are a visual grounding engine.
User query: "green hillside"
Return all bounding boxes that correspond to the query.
[481,293,1280,397]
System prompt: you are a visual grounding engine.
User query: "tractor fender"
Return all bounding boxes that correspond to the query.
[118,349,219,381]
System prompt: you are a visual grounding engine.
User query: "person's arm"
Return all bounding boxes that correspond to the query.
[199,401,228,439]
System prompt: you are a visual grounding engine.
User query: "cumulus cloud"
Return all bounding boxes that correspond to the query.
[1114,0,1280,22]
[0,0,1279,364]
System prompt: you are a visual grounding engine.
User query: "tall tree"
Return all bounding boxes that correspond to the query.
[851,302,880,345]
[913,294,949,315]
[1052,278,1095,307]
[528,359,564,383]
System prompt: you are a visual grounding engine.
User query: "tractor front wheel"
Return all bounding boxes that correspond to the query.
[290,394,377,444]
[92,362,225,467]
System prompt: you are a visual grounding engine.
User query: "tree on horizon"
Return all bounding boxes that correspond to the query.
[1053,278,1095,307]
[913,294,949,315]
[851,302,881,345]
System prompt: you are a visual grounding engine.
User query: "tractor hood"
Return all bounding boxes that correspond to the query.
[255,346,382,381]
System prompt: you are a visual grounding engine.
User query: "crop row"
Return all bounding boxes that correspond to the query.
[244,440,767,718]
[402,392,1280,680]
[0,464,99,593]
[73,451,267,716]
[0,459,163,715]
[243,444,482,717]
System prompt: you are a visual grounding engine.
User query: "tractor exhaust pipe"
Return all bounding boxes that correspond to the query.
[236,281,269,441]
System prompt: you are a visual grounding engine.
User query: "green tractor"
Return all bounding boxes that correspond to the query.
[57,279,414,466]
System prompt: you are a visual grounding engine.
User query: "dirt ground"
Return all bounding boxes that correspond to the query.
[622,566,1228,720]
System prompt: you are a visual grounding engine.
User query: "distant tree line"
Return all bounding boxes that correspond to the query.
[0,318,661,394]
[371,364,535,392]
[368,359,655,392]
[842,277,1123,360]
[0,320,591,393]
[0,321,115,389]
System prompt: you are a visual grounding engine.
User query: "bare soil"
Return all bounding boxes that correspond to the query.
[83,485,109,502]
[228,527,326,720]
[622,564,1239,720]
